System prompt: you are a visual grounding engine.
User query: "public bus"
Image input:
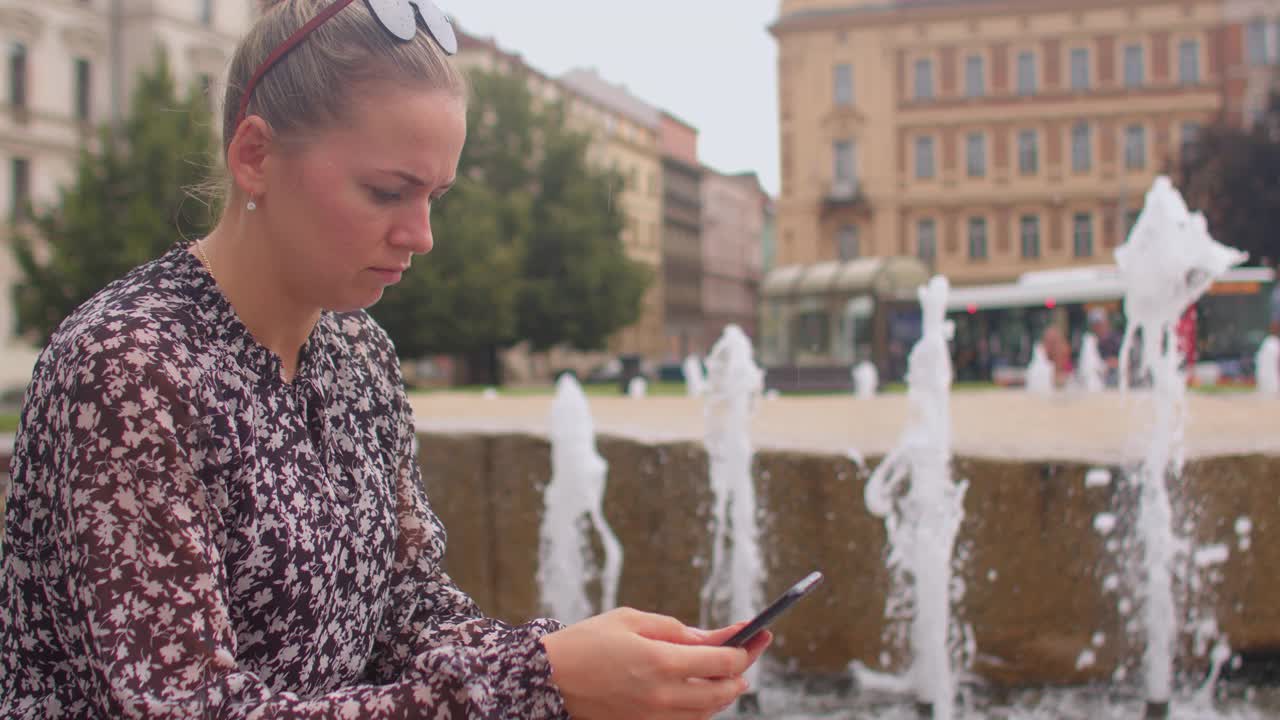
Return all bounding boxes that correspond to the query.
[942,265,1277,386]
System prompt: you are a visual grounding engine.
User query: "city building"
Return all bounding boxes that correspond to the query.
[558,68,667,362]
[659,111,703,358]
[769,0,1240,286]
[0,0,254,386]
[1223,0,1280,128]
[701,169,767,346]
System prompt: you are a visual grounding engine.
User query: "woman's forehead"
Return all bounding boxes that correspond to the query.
[318,89,465,167]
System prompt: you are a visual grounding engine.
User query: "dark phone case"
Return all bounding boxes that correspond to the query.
[722,571,824,647]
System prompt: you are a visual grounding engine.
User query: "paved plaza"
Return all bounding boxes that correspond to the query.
[410,390,1280,463]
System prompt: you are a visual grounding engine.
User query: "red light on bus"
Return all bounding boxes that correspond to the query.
[1045,298,1056,309]
[967,304,977,314]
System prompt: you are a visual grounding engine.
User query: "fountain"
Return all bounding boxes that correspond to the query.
[1114,176,1247,717]
[863,276,968,720]
[684,354,706,397]
[700,324,767,707]
[853,360,878,399]
[1025,343,1055,395]
[1257,336,1279,395]
[1077,333,1107,393]
[538,375,624,623]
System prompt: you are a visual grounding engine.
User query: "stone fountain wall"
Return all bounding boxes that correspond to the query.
[421,431,1280,687]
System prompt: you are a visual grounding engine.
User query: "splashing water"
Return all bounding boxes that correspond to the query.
[1025,343,1054,396]
[684,354,707,397]
[1114,176,1247,708]
[1256,337,1279,395]
[854,360,879,399]
[701,325,766,688]
[1077,333,1107,393]
[538,375,624,623]
[864,276,968,719]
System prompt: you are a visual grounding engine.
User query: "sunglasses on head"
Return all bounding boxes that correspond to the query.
[236,0,458,128]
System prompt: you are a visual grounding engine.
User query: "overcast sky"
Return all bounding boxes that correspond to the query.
[448,0,783,195]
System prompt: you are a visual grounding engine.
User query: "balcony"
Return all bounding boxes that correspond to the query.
[821,178,868,215]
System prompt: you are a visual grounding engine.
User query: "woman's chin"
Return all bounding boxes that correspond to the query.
[325,288,385,314]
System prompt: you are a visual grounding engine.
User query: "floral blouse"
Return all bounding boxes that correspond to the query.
[0,246,568,719]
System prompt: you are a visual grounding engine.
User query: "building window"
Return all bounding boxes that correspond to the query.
[913,58,934,100]
[8,42,26,109]
[1020,215,1041,259]
[968,217,988,261]
[966,132,986,178]
[834,63,854,106]
[1124,44,1144,88]
[917,218,937,262]
[1178,40,1200,85]
[1016,51,1037,95]
[833,139,856,183]
[1180,121,1201,157]
[11,157,30,221]
[964,54,985,97]
[199,0,213,26]
[837,224,860,260]
[1073,212,1094,257]
[1124,125,1146,170]
[1070,48,1090,91]
[915,136,935,179]
[1246,19,1267,66]
[74,58,92,121]
[1071,121,1092,173]
[1017,129,1038,175]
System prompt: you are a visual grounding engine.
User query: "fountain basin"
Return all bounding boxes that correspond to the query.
[414,393,1280,687]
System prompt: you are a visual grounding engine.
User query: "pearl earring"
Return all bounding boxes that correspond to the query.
[246,199,257,211]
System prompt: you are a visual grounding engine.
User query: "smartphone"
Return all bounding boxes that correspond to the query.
[721,571,824,647]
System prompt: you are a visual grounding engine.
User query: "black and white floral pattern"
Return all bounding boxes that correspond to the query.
[0,246,568,719]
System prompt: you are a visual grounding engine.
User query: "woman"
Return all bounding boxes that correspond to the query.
[0,1,767,717]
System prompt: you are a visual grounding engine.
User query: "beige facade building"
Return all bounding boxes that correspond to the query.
[558,69,666,362]
[454,34,667,367]
[770,0,1243,286]
[701,169,767,346]
[1223,0,1280,127]
[0,0,253,386]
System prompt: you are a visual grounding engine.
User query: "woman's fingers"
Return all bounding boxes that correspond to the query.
[650,675,748,713]
[742,629,773,666]
[694,621,750,646]
[654,643,751,679]
[622,608,711,644]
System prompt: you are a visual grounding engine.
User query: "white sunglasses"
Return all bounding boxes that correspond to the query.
[236,0,458,127]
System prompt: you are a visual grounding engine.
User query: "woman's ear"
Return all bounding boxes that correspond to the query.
[226,115,274,200]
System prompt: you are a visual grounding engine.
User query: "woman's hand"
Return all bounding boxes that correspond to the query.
[540,608,772,720]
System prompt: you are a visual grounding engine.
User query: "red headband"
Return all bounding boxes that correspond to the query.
[236,0,359,129]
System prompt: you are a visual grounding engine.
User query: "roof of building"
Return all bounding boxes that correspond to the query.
[559,68,662,129]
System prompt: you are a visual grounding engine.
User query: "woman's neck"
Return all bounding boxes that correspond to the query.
[196,212,321,382]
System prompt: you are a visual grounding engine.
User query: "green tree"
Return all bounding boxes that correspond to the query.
[368,179,520,362]
[1179,90,1280,264]
[12,52,215,343]
[375,69,650,384]
[520,118,649,352]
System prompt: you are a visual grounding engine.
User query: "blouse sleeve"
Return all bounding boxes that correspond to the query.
[363,383,568,719]
[42,339,564,719]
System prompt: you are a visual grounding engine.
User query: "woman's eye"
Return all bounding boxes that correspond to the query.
[368,187,402,204]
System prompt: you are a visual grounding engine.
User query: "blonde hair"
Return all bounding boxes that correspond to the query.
[212,0,466,189]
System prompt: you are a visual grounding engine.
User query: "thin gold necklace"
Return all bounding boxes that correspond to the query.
[194,239,215,282]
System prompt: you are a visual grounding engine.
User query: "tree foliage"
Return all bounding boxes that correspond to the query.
[12,52,215,343]
[1180,90,1280,264]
